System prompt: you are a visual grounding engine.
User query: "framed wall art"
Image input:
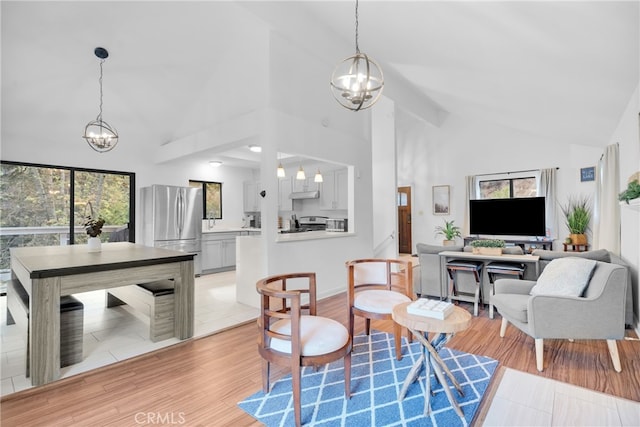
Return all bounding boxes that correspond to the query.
[580,166,595,182]
[432,185,450,215]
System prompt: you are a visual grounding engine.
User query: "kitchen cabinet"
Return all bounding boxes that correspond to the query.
[243,180,261,212]
[292,176,317,193]
[202,232,237,272]
[319,168,348,210]
[278,177,293,212]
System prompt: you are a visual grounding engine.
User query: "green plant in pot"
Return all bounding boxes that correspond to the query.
[469,239,505,255]
[619,178,640,204]
[560,195,591,245]
[434,219,461,246]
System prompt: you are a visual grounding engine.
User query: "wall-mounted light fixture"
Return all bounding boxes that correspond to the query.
[330,0,384,111]
[83,47,119,152]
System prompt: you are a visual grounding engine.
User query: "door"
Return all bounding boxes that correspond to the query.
[398,186,412,254]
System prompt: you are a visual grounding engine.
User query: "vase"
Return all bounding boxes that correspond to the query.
[87,237,102,252]
[570,233,587,245]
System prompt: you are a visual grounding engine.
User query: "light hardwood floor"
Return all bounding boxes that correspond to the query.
[1,290,639,426]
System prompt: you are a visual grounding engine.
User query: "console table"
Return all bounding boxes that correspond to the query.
[438,251,540,306]
[464,237,552,252]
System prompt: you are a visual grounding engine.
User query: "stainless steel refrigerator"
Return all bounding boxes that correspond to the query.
[141,185,203,276]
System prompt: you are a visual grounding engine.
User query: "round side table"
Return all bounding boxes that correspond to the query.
[392,301,472,420]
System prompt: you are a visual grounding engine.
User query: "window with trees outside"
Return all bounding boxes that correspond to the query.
[189,180,222,219]
[0,161,135,274]
[478,176,538,199]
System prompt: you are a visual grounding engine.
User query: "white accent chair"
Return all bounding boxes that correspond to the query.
[347,258,414,361]
[256,272,351,427]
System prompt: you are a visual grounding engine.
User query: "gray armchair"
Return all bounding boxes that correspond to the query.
[415,243,462,298]
[492,260,628,372]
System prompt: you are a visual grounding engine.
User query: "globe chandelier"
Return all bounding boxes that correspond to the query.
[330,0,384,111]
[83,47,119,153]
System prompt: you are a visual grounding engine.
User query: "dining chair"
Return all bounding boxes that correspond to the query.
[256,272,351,427]
[346,258,414,361]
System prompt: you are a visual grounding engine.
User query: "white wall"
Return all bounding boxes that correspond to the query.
[609,84,640,329]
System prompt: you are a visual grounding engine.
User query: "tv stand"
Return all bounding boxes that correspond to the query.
[463,237,552,253]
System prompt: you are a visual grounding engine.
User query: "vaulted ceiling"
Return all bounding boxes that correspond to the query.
[2,1,638,167]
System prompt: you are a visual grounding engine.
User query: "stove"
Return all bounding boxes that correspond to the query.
[298,216,328,231]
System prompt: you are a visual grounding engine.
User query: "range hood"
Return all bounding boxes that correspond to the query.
[289,190,320,200]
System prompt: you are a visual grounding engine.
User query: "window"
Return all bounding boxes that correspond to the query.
[0,161,134,271]
[477,173,538,199]
[189,180,222,219]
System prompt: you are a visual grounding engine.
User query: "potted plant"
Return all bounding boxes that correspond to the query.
[560,196,591,245]
[84,215,105,252]
[619,175,640,204]
[434,219,461,246]
[470,239,505,255]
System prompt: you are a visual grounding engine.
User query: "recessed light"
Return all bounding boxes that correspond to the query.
[248,145,262,153]
[209,161,223,167]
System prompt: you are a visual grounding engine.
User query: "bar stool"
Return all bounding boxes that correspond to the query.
[486,262,525,319]
[445,260,484,316]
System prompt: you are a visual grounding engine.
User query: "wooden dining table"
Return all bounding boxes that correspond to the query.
[9,242,195,386]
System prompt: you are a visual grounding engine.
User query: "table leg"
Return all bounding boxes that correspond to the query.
[174,260,195,339]
[423,342,431,416]
[398,354,424,400]
[411,330,464,396]
[429,354,465,421]
[30,277,61,386]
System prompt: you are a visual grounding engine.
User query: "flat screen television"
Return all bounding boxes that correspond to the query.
[469,197,546,237]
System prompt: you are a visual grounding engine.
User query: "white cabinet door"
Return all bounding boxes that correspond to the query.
[202,239,224,271]
[319,169,348,210]
[278,177,293,212]
[222,238,236,267]
[334,168,348,210]
[292,177,314,193]
[243,181,261,212]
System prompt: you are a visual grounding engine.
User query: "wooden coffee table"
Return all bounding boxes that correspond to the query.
[392,302,472,420]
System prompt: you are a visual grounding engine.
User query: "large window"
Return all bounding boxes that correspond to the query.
[0,161,135,271]
[478,174,538,199]
[189,180,222,219]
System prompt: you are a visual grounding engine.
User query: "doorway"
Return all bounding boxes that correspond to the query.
[397,186,412,254]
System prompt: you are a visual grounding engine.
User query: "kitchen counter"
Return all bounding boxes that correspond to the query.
[276,230,355,242]
[202,227,261,234]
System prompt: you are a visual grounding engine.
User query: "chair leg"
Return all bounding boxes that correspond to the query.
[489,282,495,320]
[344,351,352,399]
[499,317,508,337]
[393,322,403,361]
[607,340,622,372]
[261,359,270,393]
[349,311,355,341]
[365,318,371,336]
[292,362,302,427]
[535,338,544,372]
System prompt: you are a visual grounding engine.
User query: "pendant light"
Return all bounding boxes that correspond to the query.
[83,47,119,153]
[296,166,306,180]
[314,169,324,183]
[330,0,384,111]
[277,163,286,178]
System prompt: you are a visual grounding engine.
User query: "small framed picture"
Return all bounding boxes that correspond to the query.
[433,185,450,215]
[580,166,595,182]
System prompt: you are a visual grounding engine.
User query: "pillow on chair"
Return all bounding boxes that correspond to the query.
[530,257,597,297]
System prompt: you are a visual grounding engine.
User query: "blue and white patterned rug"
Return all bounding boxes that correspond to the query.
[238,331,498,426]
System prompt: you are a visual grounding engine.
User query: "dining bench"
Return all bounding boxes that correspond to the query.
[5,278,84,375]
[106,280,175,342]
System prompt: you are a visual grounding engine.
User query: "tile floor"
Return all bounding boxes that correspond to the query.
[2,271,639,426]
[0,270,259,396]
[484,368,640,426]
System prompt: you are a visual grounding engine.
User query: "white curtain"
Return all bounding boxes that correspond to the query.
[538,168,557,240]
[593,144,621,254]
[463,175,477,236]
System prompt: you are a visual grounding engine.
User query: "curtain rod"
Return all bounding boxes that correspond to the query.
[474,167,559,178]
